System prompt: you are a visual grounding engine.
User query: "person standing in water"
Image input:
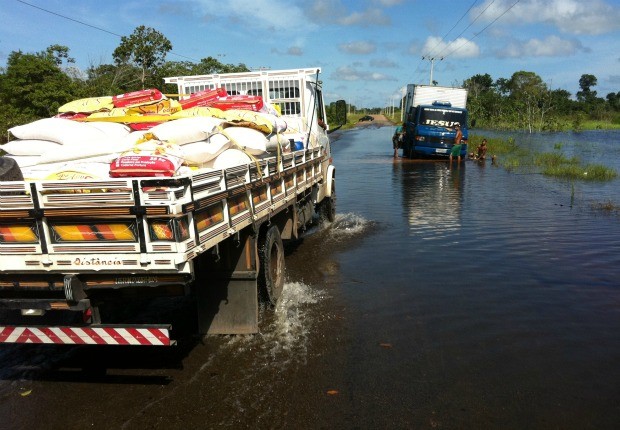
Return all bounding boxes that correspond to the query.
[449,124,463,163]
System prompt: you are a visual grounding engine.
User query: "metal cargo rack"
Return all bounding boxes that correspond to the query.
[0,148,326,275]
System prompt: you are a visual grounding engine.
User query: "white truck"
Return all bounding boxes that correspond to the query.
[0,68,345,346]
[400,84,469,158]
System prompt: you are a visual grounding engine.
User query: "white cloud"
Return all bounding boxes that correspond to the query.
[497,35,585,58]
[305,0,390,26]
[338,8,391,26]
[608,75,620,85]
[330,66,396,81]
[473,0,620,35]
[338,41,377,55]
[287,46,304,56]
[422,36,480,59]
[199,0,314,32]
[374,0,405,6]
[370,58,399,68]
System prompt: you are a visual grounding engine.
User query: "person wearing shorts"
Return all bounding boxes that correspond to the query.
[393,124,404,157]
[449,124,463,163]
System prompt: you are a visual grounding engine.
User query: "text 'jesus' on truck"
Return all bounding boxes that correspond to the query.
[0,68,347,346]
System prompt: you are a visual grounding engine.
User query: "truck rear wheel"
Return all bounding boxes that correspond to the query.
[258,225,285,306]
[0,157,23,181]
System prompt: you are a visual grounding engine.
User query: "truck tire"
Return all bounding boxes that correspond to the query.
[0,157,23,181]
[319,183,336,223]
[258,225,285,306]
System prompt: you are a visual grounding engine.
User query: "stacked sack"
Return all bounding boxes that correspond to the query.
[110,116,273,177]
[1,87,299,180]
[2,118,131,180]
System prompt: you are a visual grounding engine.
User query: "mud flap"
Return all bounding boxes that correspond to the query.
[194,229,259,335]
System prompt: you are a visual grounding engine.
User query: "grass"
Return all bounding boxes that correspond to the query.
[467,135,617,181]
[579,120,620,131]
[591,200,620,216]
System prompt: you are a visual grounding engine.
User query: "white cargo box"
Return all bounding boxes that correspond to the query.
[411,85,468,109]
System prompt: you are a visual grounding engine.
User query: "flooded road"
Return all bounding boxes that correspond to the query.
[1,125,620,429]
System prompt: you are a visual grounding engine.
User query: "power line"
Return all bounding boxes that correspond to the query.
[433,0,497,59]
[422,0,480,59]
[441,0,521,60]
[14,0,201,62]
[385,0,521,108]
[16,0,123,37]
[404,1,482,89]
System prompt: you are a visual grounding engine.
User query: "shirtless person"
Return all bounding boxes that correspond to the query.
[449,124,463,163]
[477,139,488,160]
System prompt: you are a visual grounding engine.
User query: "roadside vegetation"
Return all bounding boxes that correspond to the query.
[591,200,620,215]
[467,135,617,181]
[461,72,619,133]
[0,26,250,143]
[1,25,618,139]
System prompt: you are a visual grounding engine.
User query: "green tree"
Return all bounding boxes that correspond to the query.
[577,74,597,102]
[463,73,494,127]
[606,92,620,110]
[154,58,250,95]
[45,44,75,66]
[507,71,548,132]
[0,46,82,142]
[0,49,75,118]
[113,26,173,89]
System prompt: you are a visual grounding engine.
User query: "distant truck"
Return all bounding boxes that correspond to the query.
[400,84,468,159]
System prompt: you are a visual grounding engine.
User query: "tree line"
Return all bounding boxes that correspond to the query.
[0,26,249,143]
[462,71,619,132]
[2,25,618,139]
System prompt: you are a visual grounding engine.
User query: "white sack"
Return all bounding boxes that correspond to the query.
[216,126,267,156]
[205,148,252,170]
[180,138,231,165]
[1,139,61,156]
[149,117,225,145]
[8,118,106,145]
[86,121,131,138]
[38,137,129,164]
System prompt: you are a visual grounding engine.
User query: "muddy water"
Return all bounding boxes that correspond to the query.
[1,125,619,429]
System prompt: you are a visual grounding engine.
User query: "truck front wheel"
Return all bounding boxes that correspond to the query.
[258,225,285,306]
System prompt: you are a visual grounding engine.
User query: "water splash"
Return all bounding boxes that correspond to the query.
[328,212,372,237]
[223,281,326,367]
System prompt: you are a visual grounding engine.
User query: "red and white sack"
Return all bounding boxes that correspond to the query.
[110,140,183,178]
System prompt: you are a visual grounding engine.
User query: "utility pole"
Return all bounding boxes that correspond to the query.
[422,56,442,86]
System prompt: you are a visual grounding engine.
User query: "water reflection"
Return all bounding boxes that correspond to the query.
[394,160,465,238]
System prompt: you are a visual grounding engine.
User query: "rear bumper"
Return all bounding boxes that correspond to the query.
[409,144,467,157]
[0,324,174,346]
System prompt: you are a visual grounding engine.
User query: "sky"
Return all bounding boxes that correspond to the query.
[1,0,620,108]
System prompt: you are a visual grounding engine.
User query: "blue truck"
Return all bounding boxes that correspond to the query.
[399,84,468,159]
